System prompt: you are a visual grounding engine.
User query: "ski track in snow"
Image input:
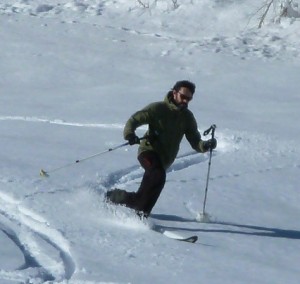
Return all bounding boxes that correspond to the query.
[0,115,124,130]
[99,150,221,191]
[2,115,298,191]
[0,115,220,190]
[98,130,300,192]
[0,191,76,283]
[2,114,286,190]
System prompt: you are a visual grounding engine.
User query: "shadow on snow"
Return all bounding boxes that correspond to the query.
[151,213,300,240]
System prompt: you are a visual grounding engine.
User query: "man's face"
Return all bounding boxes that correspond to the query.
[173,87,193,109]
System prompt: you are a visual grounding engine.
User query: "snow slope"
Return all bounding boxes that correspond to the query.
[1,1,300,283]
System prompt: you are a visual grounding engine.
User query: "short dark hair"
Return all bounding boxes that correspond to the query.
[172,80,196,94]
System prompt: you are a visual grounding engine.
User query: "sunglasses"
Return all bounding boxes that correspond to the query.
[178,92,193,102]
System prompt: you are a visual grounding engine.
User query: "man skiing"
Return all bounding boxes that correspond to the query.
[106,80,217,217]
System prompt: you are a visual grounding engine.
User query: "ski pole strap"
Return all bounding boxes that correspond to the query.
[203,124,216,137]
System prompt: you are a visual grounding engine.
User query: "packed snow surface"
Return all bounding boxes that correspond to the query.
[1,0,300,283]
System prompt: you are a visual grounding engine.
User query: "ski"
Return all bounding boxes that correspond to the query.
[104,202,198,243]
[165,234,198,243]
[179,235,198,243]
[151,225,198,243]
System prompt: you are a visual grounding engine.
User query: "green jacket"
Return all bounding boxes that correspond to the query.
[123,92,206,169]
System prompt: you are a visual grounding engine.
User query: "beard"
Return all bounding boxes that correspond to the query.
[177,103,188,110]
[170,94,188,110]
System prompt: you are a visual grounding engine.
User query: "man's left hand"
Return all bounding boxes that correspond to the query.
[203,138,217,151]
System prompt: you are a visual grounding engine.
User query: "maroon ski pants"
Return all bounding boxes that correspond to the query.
[125,150,166,215]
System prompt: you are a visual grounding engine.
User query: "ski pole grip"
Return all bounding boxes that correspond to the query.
[211,125,216,139]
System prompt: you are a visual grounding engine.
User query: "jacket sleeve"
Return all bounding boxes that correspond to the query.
[185,112,207,153]
[123,106,151,140]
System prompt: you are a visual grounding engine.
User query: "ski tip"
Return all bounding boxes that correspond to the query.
[180,235,198,243]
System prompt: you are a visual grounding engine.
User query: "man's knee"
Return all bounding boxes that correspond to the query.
[138,151,164,171]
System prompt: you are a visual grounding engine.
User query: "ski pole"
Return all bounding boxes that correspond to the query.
[40,136,147,177]
[201,124,216,221]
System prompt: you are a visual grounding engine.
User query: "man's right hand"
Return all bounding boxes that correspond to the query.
[126,133,140,145]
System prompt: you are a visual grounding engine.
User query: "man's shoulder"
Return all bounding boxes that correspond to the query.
[144,100,167,111]
[182,108,196,120]
[184,108,194,115]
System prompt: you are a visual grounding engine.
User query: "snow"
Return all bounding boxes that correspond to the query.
[1,0,300,283]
